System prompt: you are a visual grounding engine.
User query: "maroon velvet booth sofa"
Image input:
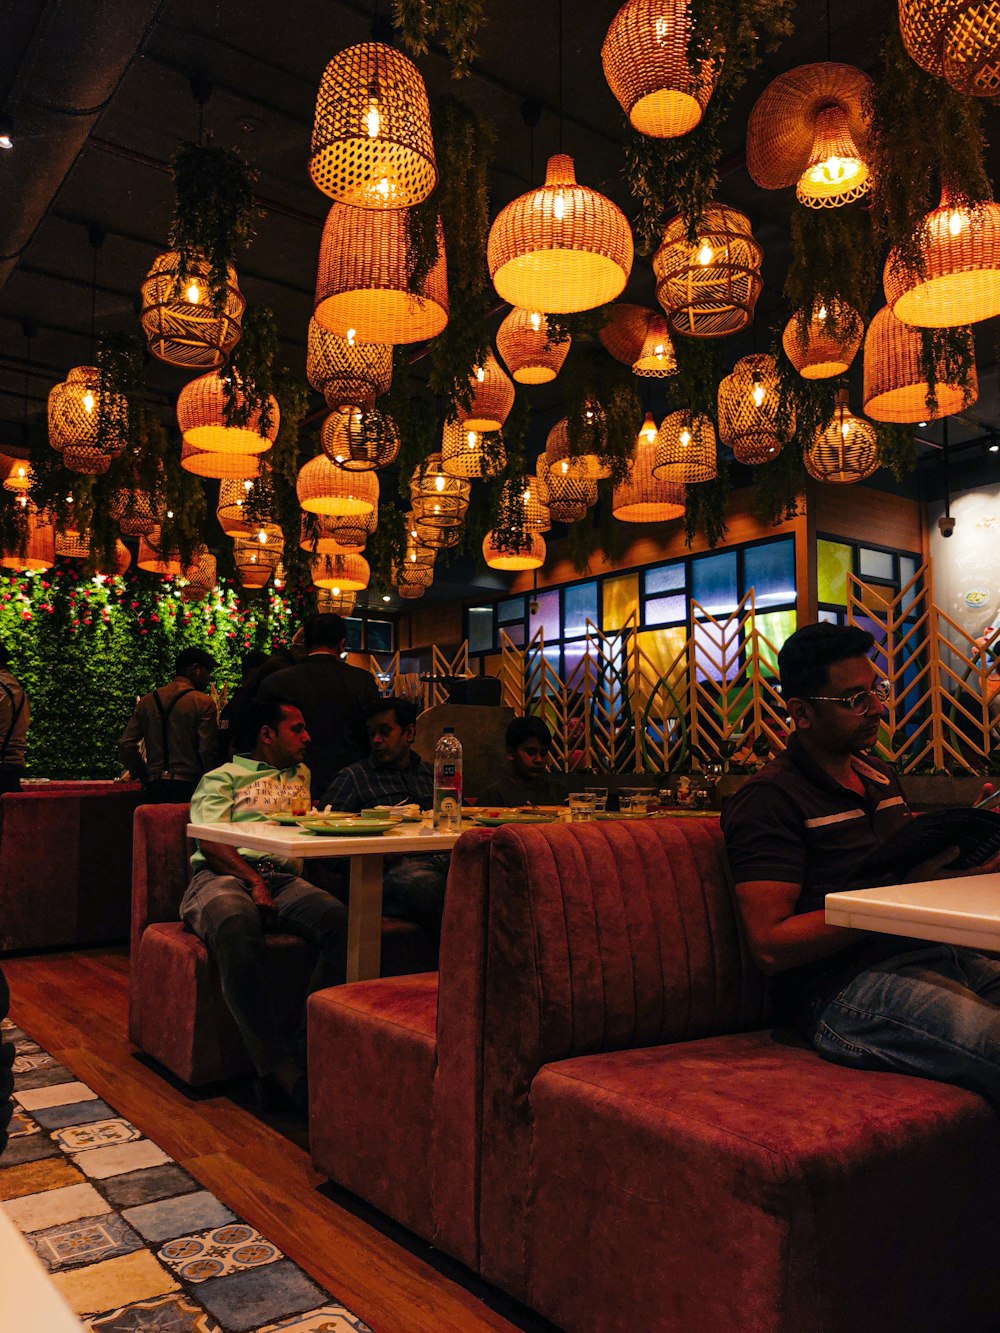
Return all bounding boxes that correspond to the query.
[0,783,143,953]
[129,803,439,1086]
[308,817,1000,1333]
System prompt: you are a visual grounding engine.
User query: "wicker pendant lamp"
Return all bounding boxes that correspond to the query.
[320,405,401,471]
[652,411,718,482]
[48,366,128,476]
[397,581,427,600]
[409,453,471,528]
[717,354,786,464]
[178,372,278,458]
[441,421,507,479]
[140,252,244,369]
[1,507,54,571]
[521,473,551,533]
[782,300,863,379]
[109,477,158,537]
[181,441,262,480]
[406,507,463,550]
[179,549,217,602]
[537,454,598,518]
[496,308,571,384]
[310,551,371,591]
[315,205,449,344]
[310,42,437,208]
[612,426,686,522]
[299,510,375,555]
[316,588,358,615]
[632,314,678,377]
[899,0,1000,98]
[297,454,379,517]
[217,477,261,537]
[804,391,879,483]
[235,536,281,589]
[306,318,393,411]
[747,64,873,209]
[599,304,657,366]
[482,529,546,571]
[654,206,763,338]
[601,0,718,139]
[1,459,32,494]
[137,528,186,577]
[393,539,435,590]
[487,154,634,313]
[56,530,130,575]
[863,305,976,422]
[544,415,612,481]
[884,193,1000,327]
[457,351,515,432]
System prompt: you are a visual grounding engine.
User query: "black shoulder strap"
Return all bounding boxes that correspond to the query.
[152,687,195,778]
[0,679,23,764]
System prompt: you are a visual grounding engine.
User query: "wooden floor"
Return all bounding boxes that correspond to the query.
[3,947,537,1333]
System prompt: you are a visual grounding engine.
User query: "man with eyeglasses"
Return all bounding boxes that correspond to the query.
[722,621,1000,1101]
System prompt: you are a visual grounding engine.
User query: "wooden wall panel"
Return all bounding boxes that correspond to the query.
[398,600,464,652]
[809,482,922,552]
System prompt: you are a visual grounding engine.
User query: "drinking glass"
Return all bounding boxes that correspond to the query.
[568,792,598,822]
[620,787,649,814]
[585,785,608,813]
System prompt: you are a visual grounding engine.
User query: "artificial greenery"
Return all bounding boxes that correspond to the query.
[783,204,876,348]
[752,436,805,526]
[684,467,731,548]
[560,344,642,486]
[669,336,720,425]
[95,333,144,470]
[223,306,278,438]
[394,0,486,77]
[169,141,259,312]
[875,422,918,481]
[919,325,978,417]
[243,375,311,582]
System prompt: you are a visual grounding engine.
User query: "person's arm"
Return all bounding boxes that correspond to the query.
[117,703,148,782]
[190,769,271,905]
[733,879,860,975]
[196,697,220,774]
[197,840,272,907]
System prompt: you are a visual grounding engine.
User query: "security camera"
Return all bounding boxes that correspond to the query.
[938,513,956,538]
[529,597,539,615]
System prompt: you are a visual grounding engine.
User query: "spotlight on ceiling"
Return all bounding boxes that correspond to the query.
[985,432,1000,456]
[382,594,391,602]
[0,113,13,151]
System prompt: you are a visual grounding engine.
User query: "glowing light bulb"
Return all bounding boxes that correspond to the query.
[17,495,26,508]
[166,509,174,519]
[434,474,445,492]
[553,190,565,221]
[433,503,441,514]
[560,460,570,474]
[332,585,342,596]
[15,467,25,480]
[382,594,391,602]
[365,99,381,138]
[640,417,657,444]
[258,529,268,544]
[654,342,666,358]
[530,311,542,331]
[467,431,477,449]
[841,419,850,439]
[680,429,691,447]
[376,177,390,198]
[475,365,486,383]
[410,550,417,562]
[82,390,95,414]
[236,499,244,510]
[752,383,766,408]
[346,328,357,346]
[697,241,713,266]
[186,281,201,304]
[817,305,828,322]
[523,488,531,502]
[243,479,253,492]
[805,155,863,188]
[948,210,964,237]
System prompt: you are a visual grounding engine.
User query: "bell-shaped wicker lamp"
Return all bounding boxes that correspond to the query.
[310,42,437,208]
[179,548,217,602]
[406,506,463,551]
[310,551,371,591]
[320,405,401,471]
[632,314,678,377]
[306,318,392,410]
[393,538,435,590]
[181,441,263,480]
[803,391,879,483]
[782,300,863,379]
[612,427,686,522]
[483,529,546,571]
[409,453,471,529]
[137,528,186,577]
[457,350,515,432]
[235,536,281,589]
[1,458,32,494]
[598,304,656,365]
[496,308,570,384]
[109,477,158,537]
[544,414,612,481]
[899,0,1000,98]
[297,454,379,516]
[863,305,977,422]
[217,477,262,537]
[1,507,55,571]
[652,411,718,482]
[537,453,598,515]
[299,510,376,554]
[654,205,763,338]
[316,588,358,615]
[441,422,507,479]
[487,154,633,313]
[48,366,128,476]
[601,0,718,138]
[140,251,244,369]
[717,354,786,464]
[177,372,279,459]
[315,205,449,344]
[884,192,1000,327]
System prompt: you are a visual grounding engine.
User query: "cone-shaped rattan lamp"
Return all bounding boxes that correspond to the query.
[297,454,379,516]
[899,0,1000,98]
[310,551,370,591]
[141,252,244,369]
[306,318,392,410]
[598,304,656,365]
[320,405,400,471]
[177,372,278,458]
[235,536,281,588]
[217,477,261,537]
[803,391,879,483]
[632,314,678,377]
[717,354,786,464]
[48,366,128,476]
[612,426,686,522]
[457,350,515,432]
[441,422,507,479]
[884,193,1000,327]
[863,305,976,422]
[782,300,863,379]
[601,0,717,138]
[654,206,763,338]
[1,458,32,494]
[482,529,546,571]
[487,154,633,313]
[652,411,718,482]
[496,308,570,384]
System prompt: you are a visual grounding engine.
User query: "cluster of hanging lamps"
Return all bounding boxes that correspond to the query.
[863,306,977,422]
[803,390,879,484]
[884,192,1000,327]
[306,317,392,410]
[652,411,718,483]
[1,505,54,571]
[410,453,471,532]
[898,0,1000,98]
[310,551,371,591]
[495,308,570,384]
[601,0,718,138]
[320,405,401,471]
[612,415,686,523]
[747,64,873,208]
[441,421,507,479]
[179,548,218,602]
[487,154,633,313]
[137,528,186,577]
[48,366,128,475]
[178,372,278,479]
[54,529,131,577]
[782,300,863,379]
[544,414,612,480]
[654,205,763,338]
[537,454,597,524]
[300,509,375,555]
[297,454,379,517]
[632,314,678,377]
[717,354,786,464]
[482,529,547,571]
[456,350,515,432]
[140,252,245,369]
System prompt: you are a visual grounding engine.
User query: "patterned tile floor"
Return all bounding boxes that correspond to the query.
[2,1019,371,1333]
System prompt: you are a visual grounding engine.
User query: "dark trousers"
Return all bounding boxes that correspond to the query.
[0,764,23,795]
[142,778,198,804]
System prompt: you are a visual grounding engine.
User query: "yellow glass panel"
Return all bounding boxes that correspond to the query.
[817,539,852,607]
[603,573,639,631]
[637,627,687,688]
[755,610,797,675]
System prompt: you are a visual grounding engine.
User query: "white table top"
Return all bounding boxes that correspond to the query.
[825,873,1000,951]
[0,1207,85,1331]
[187,819,464,858]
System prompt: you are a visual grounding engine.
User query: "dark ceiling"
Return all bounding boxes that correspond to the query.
[1,0,999,608]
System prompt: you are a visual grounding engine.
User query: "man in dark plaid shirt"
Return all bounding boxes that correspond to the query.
[322,697,448,933]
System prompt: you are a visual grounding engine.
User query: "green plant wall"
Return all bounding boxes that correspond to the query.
[0,562,296,778]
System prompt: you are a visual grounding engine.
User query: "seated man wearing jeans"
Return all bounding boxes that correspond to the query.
[183,695,346,1112]
[722,621,1000,1102]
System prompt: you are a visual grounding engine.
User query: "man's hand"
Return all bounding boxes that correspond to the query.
[248,876,273,910]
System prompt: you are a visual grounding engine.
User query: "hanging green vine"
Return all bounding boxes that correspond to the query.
[919,325,978,416]
[223,306,278,438]
[684,468,731,548]
[875,423,918,481]
[560,344,642,486]
[169,141,260,312]
[669,336,720,424]
[752,439,805,527]
[369,504,408,589]
[393,0,486,77]
[783,204,876,345]
[624,0,794,247]
[244,376,310,580]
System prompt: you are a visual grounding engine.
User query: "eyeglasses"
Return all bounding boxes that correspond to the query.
[809,678,890,716]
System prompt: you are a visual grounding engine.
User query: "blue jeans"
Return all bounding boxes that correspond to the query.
[809,944,1000,1102]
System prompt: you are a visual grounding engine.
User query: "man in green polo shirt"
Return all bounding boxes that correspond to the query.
[182,695,346,1113]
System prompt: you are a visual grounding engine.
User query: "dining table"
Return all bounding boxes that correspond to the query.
[825,872,1000,951]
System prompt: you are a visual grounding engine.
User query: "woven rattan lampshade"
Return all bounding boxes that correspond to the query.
[137,529,185,577]
[487,154,633,313]
[1,507,54,571]
[310,42,437,208]
[782,301,863,379]
[393,539,435,589]
[181,441,262,480]
[299,510,375,555]
[537,454,598,519]
[316,588,358,615]
[217,477,261,537]
[521,474,551,533]
[652,411,718,482]
[109,479,158,537]
[406,507,462,550]
[315,205,449,344]
[178,372,278,457]
[297,454,379,517]
[321,405,401,471]
[57,530,130,574]
[717,354,785,464]
[410,453,471,528]
[633,314,678,377]
[1,458,31,493]
[602,0,718,138]
[747,64,873,209]
[397,581,427,599]
[310,551,370,592]
[545,415,612,481]
[306,318,393,411]
[441,422,507,479]
[179,549,217,602]
[457,351,515,432]
[235,536,281,589]
[654,206,763,338]
[899,0,1000,97]
[863,305,976,422]
[140,251,244,370]
[884,194,1000,327]
[612,429,686,522]
[598,304,656,365]
[48,366,127,476]
[804,392,879,483]
[482,529,546,571]
[496,308,570,384]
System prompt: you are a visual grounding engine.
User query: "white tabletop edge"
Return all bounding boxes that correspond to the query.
[187,820,463,857]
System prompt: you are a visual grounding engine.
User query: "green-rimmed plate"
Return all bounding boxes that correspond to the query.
[265,812,311,825]
[473,813,558,827]
[297,820,395,836]
[594,811,649,820]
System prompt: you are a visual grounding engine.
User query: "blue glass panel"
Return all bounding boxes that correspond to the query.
[344,617,363,650]
[497,595,525,623]
[366,619,393,652]
[743,539,796,607]
[644,562,686,596]
[899,556,919,612]
[644,593,688,626]
[693,620,725,682]
[859,547,894,581]
[502,620,526,647]
[691,551,738,615]
[532,589,561,642]
[563,581,598,637]
[467,607,494,653]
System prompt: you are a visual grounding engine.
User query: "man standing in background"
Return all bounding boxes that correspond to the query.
[0,645,29,794]
[119,647,218,803]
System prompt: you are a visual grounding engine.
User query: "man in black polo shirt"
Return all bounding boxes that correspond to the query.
[723,621,1000,1101]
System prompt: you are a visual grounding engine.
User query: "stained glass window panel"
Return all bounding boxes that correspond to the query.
[691,551,738,616]
[564,581,598,637]
[603,574,639,631]
[817,540,852,606]
[497,595,525,624]
[859,547,894,581]
[532,589,561,644]
[468,607,494,653]
[744,539,795,606]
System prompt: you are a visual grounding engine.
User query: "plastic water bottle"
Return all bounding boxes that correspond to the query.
[433,727,463,832]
